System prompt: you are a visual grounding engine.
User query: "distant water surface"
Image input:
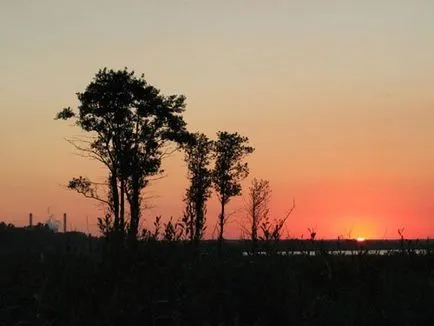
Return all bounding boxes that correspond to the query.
[242,249,429,256]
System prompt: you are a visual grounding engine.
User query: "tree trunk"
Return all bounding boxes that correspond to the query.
[194,201,203,250]
[218,201,225,257]
[251,206,257,254]
[189,203,194,242]
[128,168,140,245]
[110,172,120,229]
[120,177,125,231]
[128,120,141,246]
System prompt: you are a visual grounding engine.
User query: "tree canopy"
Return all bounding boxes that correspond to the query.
[56,68,190,241]
[212,131,254,254]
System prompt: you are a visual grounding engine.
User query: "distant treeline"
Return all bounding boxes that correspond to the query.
[1,221,432,256]
[0,222,94,254]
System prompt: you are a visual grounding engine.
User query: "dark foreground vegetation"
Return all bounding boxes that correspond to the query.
[1,228,434,325]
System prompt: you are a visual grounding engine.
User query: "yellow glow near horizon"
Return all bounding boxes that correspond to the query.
[356,237,366,242]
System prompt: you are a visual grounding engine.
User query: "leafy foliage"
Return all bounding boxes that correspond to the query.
[212,132,254,206]
[212,131,254,254]
[182,133,213,246]
[56,68,190,242]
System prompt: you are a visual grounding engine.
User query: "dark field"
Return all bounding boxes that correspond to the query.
[1,230,434,325]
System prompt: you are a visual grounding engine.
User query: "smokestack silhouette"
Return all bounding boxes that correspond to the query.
[63,213,67,233]
[29,213,33,227]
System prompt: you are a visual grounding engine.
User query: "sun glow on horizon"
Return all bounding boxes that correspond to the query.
[356,237,366,242]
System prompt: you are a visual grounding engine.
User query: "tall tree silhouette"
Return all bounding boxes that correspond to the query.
[212,131,254,255]
[182,133,213,249]
[55,68,189,242]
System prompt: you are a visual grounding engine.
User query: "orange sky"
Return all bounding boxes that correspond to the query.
[1,1,434,239]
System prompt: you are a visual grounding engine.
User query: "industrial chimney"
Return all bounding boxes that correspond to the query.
[63,213,67,233]
[29,212,33,227]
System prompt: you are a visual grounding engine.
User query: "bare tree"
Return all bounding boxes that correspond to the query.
[260,200,296,243]
[244,178,271,253]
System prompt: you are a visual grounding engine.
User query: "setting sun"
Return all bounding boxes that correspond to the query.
[356,237,366,242]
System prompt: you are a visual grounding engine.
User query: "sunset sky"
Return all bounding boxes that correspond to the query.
[1,1,434,239]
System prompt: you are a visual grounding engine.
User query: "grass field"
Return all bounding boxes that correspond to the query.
[1,233,434,325]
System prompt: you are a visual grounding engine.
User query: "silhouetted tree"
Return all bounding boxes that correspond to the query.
[182,133,213,249]
[212,131,254,256]
[245,178,271,253]
[56,68,189,243]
